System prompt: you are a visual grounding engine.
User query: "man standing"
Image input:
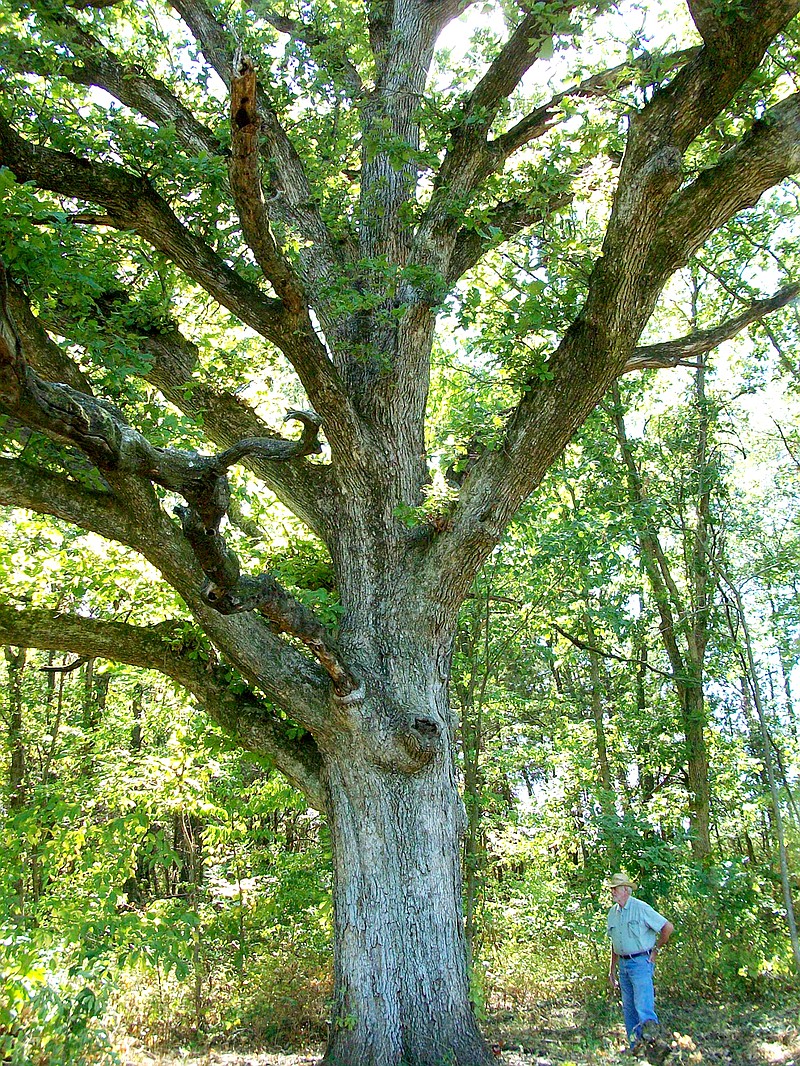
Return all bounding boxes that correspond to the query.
[606,872,674,1050]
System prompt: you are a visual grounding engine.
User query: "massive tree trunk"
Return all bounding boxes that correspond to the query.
[316,562,490,1064]
[5,646,27,813]
[324,734,486,1065]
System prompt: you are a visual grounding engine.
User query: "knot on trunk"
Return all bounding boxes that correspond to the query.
[396,715,441,770]
[364,713,443,774]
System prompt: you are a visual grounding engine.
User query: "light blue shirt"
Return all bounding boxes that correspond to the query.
[607,895,667,956]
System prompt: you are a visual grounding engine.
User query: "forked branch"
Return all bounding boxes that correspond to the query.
[492,48,701,161]
[7,275,331,533]
[416,47,699,286]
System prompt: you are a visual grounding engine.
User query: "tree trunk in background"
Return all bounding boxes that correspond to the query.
[610,373,715,862]
[4,647,27,920]
[635,638,657,805]
[82,657,110,774]
[455,593,491,956]
[462,693,484,955]
[583,609,619,864]
[131,683,144,752]
[5,646,27,812]
[582,610,613,792]
[727,578,800,971]
[683,677,711,862]
[768,594,799,744]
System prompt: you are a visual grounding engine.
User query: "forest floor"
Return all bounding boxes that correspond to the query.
[118,997,799,1066]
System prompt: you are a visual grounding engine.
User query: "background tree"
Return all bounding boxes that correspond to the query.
[1,1,800,1063]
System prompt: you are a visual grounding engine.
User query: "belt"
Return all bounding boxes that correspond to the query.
[620,950,650,960]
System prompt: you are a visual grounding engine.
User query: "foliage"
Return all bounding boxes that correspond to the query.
[0,931,119,1066]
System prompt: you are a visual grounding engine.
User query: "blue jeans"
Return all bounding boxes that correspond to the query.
[618,954,658,1044]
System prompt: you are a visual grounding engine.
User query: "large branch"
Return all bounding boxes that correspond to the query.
[0,458,339,739]
[606,1,800,249]
[414,48,699,286]
[465,5,581,127]
[0,457,139,542]
[417,60,800,609]
[0,117,355,429]
[27,3,222,160]
[625,284,800,373]
[649,93,800,284]
[4,279,94,394]
[562,0,800,362]
[1,264,361,699]
[686,0,793,52]
[169,0,236,90]
[0,605,326,809]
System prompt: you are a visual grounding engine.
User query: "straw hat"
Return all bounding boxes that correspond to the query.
[605,872,635,889]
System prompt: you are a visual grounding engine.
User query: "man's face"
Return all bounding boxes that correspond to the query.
[610,884,631,906]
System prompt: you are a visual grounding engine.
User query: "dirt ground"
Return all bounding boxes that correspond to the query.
[117,998,799,1066]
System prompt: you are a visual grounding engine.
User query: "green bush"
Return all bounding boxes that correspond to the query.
[0,931,118,1066]
[663,860,800,999]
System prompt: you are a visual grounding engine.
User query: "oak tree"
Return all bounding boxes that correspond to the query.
[1,0,799,1062]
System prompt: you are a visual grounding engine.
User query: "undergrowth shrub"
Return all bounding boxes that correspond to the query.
[0,930,118,1066]
[226,948,331,1046]
[111,942,331,1050]
[663,861,800,999]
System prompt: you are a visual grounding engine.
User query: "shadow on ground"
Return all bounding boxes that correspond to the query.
[117,999,799,1066]
[491,1000,799,1066]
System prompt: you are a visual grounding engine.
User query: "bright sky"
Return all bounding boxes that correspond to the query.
[434,0,697,96]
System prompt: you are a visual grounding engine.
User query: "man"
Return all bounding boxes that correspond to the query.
[606,872,674,1051]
